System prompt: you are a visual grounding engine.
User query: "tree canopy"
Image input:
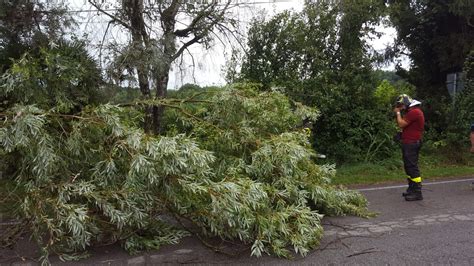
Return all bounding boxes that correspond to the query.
[88,0,241,134]
[239,1,395,162]
[386,0,474,146]
[0,0,72,72]
[387,0,474,99]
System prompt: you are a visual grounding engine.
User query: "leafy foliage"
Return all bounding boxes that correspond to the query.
[1,78,369,264]
[0,0,73,73]
[454,50,474,131]
[433,49,474,156]
[239,1,394,162]
[374,79,414,107]
[2,1,472,264]
[1,40,103,113]
[387,0,473,99]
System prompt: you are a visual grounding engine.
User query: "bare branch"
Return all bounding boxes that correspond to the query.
[172,35,202,61]
[178,47,186,85]
[173,2,216,37]
[88,0,131,30]
[186,47,197,84]
[214,21,245,51]
[172,1,234,61]
[98,20,113,69]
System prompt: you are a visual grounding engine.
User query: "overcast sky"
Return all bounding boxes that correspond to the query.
[68,0,406,89]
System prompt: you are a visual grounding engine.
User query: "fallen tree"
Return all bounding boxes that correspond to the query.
[1,54,369,263]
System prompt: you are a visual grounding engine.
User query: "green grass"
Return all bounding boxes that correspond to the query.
[333,150,474,186]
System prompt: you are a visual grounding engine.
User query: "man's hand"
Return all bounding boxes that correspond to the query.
[394,107,408,128]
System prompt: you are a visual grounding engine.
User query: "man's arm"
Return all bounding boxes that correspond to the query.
[394,108,409,128]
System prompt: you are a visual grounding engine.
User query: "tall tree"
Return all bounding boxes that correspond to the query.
[241,0,385,102]
[240,0,389,162]
[387,0,474,99]
[88,0,239,134]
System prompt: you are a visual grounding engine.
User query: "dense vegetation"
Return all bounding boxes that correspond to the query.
[386,0,473,154]
[0,0,472,264]
[1,54,369,261]
[239,1,398,162]
[238,0,473,162]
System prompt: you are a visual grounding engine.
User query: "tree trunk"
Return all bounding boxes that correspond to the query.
[152,71,169,135]
[152,3,179,134]
[138,70,153,133]
[123,0,153,133]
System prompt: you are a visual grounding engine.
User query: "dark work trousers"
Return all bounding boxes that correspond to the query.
[402,142,422,178]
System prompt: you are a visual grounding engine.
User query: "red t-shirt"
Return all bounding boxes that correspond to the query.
[402,107,424,144]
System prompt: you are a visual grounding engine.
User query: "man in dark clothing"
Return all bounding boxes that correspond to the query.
[394,94,425,201]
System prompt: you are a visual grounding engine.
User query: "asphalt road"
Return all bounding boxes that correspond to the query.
[2,177,474,265]
[300,177,474,265]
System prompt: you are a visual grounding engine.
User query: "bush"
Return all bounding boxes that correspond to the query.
[450,51,474,144]
[0,40,103,113]
[422,50,474,156]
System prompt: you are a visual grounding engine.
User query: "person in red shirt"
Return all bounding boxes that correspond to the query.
[394,94,425,201]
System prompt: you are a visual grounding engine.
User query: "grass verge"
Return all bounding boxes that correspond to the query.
[334,150,474,186]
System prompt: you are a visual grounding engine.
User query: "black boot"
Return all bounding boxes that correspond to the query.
[402,179,414,197]
[404,182,423,201]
